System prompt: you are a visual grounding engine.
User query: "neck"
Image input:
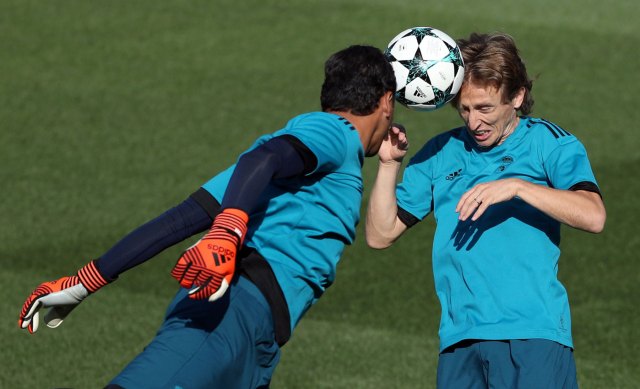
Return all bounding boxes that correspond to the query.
[328,110,368,141]
[327,109,387,157]
[497,115,520,146]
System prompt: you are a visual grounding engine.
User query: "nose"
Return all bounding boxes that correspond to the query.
[467,109,482,130]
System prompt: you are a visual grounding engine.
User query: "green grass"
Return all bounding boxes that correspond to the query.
[1,0,638,387]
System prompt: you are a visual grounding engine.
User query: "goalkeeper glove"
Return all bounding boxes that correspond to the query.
[19,260,109,334]
[171,208,248,301]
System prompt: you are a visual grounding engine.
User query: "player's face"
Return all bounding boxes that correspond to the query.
[457,81,524,148]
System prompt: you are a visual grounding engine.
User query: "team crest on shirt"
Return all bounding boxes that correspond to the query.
[495,155,514,173]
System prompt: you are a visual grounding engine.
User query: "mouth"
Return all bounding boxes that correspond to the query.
[471,129,491,142]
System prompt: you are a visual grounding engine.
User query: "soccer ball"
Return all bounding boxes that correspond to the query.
[385,27,465,112]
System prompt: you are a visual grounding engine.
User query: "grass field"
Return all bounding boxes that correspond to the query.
[1,0,639,387]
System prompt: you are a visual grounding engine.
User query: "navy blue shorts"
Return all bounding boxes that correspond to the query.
[437,339,578,389]
[109,276,280,389]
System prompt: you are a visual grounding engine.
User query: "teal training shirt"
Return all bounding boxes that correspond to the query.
[202,112,364,331]
[396,117,600,351]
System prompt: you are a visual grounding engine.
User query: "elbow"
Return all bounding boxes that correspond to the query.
[366,236,392,250]
[582,204,606,234]
[365,230,394,249]
[576,192,607,234]
[589,208,607,234]
[364,216,407,249]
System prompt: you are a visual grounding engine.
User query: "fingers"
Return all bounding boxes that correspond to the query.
[388,126,409,151]
[457,180,518,221]
[171,257,195,288]
[172,257,212,291]
[19,295,43,334]
[187,272,211,297]
[396,131,409,151]
[176,255,225,300]
[390,124,408,139]
[188,277,229,302]
[457,188,488,221]
[188,285,213,300]
[207,279,230,302]
[392,123,406,133]
[172,234,237,300]
[173,234,236,301]
[468,200,489,221]
[21,295,41,322]
[19,277,88,333]
[30,310,40,333]
[457,197,477,221]
[188,272,224,300]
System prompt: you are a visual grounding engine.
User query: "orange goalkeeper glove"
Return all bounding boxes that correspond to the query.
[19,260,109,334]
[171,208,248,301]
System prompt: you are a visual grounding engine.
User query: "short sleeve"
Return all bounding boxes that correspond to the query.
[279,115,351,174]
[544,138,599,191]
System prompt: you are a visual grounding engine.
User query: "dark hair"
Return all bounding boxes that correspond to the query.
[451,33,534,115]
[321,45,396,115]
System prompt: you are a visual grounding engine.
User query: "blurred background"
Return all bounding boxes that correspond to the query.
[1,0,638,387]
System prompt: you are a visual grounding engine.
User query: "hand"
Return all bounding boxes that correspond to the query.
[456,178,522,221]
[19,260,109,334]
[171,208,248,301]
[378,123,409,164]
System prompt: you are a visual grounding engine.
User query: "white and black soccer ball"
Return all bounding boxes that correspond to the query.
[385,27,465,112]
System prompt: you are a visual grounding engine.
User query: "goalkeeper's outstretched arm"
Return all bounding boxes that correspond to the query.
[19,194,215,333]
[19,134,317,331]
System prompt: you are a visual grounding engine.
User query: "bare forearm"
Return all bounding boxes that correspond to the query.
[516,180,606,233]
[458,178,606,233]
[365,161,408,248]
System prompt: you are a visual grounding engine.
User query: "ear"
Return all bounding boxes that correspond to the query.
[380,91,394,119]
[512,87,526,110]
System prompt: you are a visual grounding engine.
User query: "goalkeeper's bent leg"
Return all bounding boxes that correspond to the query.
[108,276,280,388]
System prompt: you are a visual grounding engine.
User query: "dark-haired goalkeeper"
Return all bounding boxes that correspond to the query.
[19,44,408,388]
[366,32,606,388]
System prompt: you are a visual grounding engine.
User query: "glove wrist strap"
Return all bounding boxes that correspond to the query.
[214,208,249,245]
[77,260,109,293]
